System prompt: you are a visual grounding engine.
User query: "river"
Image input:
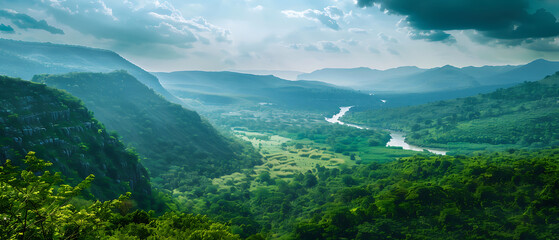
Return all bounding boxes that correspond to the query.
[325,106,447,155]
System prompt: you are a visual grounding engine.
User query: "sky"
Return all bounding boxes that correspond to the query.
[1,0,559,72]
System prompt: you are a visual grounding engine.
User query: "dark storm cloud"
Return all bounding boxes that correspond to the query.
[0,24,14,33]
[357,0,559,41]
[0,9,64,34]
[409,30,456,43]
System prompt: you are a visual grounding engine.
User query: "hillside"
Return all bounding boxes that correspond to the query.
[345,72,559,152]
[179,144,559,239]
[0,75,151,204]
[34,71,261,190]
[153,71,382,112]
[298,59,559,94]
[0,38,180,104]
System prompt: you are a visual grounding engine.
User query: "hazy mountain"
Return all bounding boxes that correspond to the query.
[477,59,559,86]
[34,71,261,190]
[297,66,425,87]
[0,75,152,204]
[232,69,305,80]
[363,65,481,92]
[153,71,383,111]
[299,59,559,93]
[0,38,180,104]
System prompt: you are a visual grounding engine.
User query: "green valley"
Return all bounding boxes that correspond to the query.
[33,71,261,192]
[1,10,559,239]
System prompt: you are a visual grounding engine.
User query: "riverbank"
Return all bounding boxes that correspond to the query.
[326,106,447,155]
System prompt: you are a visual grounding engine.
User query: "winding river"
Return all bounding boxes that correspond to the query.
[325,106,447,155]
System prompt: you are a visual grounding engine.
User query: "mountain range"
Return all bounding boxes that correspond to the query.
[298,59,559,93]
[153,71,382,112]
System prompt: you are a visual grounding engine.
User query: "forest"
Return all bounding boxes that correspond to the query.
[345,72,559,153]
[3,70,559,239]
[4,146,559,239]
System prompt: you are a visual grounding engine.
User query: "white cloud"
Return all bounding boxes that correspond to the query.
[288,40,350,53]
[282,6,343,30]
[348,28,367,34]
[251,5,263,12]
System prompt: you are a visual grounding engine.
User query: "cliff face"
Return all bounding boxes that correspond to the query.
[0,75,152,204]
[35,71,262,190]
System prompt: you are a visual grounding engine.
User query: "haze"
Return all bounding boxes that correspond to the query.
[2,0,559,73]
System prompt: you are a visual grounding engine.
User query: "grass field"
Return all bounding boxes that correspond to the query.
[212,130,354,189]
[211,129,427,190]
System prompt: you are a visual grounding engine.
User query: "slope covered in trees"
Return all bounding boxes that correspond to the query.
[34,71,261,191]
[0,75,151,205]
[0,38,180,104]
[0,152,240,239]
[346,72,559,152]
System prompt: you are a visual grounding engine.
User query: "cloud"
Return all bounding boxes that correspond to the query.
[524,37,559,51]
[368,46,380,53]
[341,39,359,46]
[321,41,343,52]
[348,28,368,34]
[282,6,345,30]
[289,41,349,53]
[387,48,400,55]
[325,6,344,20]
[0,23,14,33]
[0,9,64,34]
[408,30,456,43]
[357,0,559,42]
[250,5,264,12]
[8,0,231,51]
[378,33,398,43]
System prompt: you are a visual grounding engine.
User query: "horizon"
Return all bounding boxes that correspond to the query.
[1,0,559,73]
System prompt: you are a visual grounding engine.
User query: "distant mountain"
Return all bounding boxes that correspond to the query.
[0,75,152,204]
[299,59,559,93]
[153,71,383,112]
[297,66,425,88]
[368,65,480,92]
[34,71,261,191]
[0,38,180,104]
[477,59,559,86]
[232,70,305,80]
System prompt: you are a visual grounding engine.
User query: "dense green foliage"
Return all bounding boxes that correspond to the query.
[181,148,559,239]
[291,148,559,239]
[3,57,559,239]
[0,75,152,205]
[34,71,261,191]
[346,73,559,151]
[0,152,240,239]
[289,124,391,154]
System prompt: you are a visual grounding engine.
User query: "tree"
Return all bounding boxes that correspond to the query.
[0,151,124,239]
[304,171,318,188]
